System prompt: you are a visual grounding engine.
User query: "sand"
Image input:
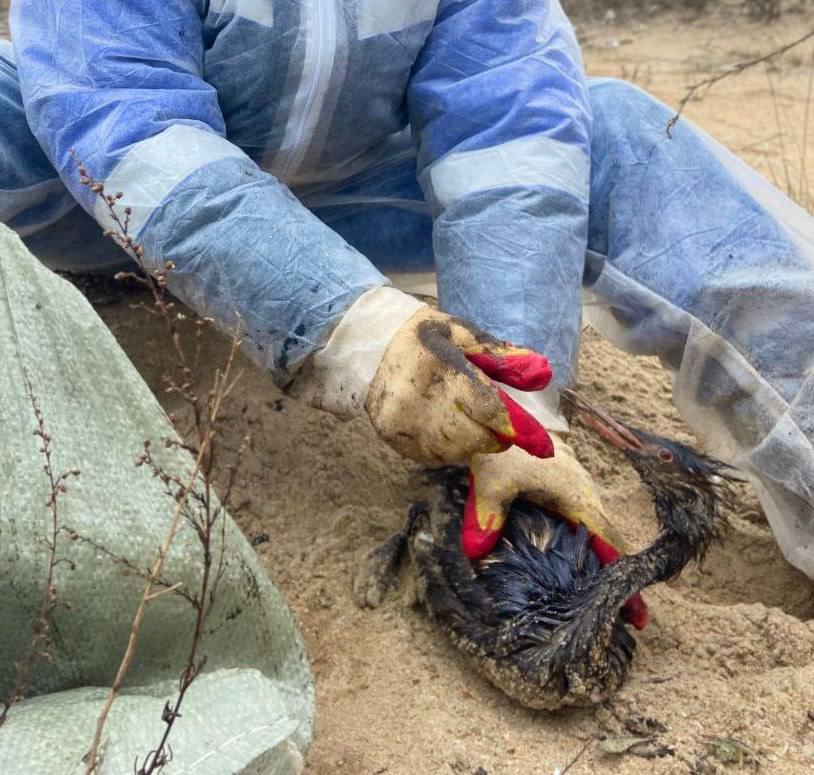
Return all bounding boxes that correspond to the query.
[6,4,814,773]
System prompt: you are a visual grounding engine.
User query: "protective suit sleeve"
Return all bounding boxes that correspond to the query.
[408,0,592,415]
[10,0,386,381]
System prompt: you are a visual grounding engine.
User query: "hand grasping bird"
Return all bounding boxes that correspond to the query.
[354,390,742,709]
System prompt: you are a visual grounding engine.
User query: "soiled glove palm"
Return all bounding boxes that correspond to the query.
[366,306,554,465]
[293,287,555,467]
[463,437,621,555]
[463,436,650,629]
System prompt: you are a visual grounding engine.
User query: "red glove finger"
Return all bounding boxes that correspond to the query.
[465,344,552,391]
[460,391,554,559]
[619,594,650,631]
[461,471,505,560]
[492,389,555,459]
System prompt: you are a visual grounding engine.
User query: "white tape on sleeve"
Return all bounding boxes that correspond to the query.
[427,134,590,211]
[357,0,438,38]
[208,0,274,26]
[92,124,249,238]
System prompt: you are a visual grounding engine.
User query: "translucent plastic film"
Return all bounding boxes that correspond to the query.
[584,78,814,577]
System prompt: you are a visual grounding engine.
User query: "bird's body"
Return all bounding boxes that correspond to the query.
[402,475,636,709]
[354,390,740,710]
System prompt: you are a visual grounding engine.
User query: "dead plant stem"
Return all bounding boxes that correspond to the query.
[765,64,794,197]
[83,435,210,774]
[798,43,814,209]
[74,159,245,773]
[0,371,79,727]
[667,28,814,136]
[84,331,242,775]
[560,738,592,774]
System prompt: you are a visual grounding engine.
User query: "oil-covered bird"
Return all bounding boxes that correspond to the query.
[353,389,741,710]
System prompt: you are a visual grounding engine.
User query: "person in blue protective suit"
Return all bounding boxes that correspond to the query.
[2,1,814,578]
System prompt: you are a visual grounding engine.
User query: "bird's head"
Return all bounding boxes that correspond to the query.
[562,389,742,562]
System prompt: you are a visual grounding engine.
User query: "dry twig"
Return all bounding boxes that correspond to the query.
[64,530,196,607]
[72,160,247,774]
[0,371,80,727]
[667,28,814,137]
[558,738,593,775]
[797,42,814,209]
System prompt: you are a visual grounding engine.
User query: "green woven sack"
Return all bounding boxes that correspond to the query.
[0,224,314,773]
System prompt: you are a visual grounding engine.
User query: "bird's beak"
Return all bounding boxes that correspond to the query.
[562,390,643,452]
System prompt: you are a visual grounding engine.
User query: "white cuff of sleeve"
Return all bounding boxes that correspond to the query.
[294,286,426,417]
[501,384,570,435]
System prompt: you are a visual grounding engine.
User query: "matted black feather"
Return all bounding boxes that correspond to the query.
[405,471,636,709]
[480,503,600,623]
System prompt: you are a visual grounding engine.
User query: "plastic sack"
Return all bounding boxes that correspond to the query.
[0,224,314,773]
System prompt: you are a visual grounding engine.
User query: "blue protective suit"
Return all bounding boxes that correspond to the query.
[3,2,814,578]
[3,0,588,382]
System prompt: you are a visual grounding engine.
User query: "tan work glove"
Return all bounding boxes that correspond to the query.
[293,286,555,465]
[464,437,649,629]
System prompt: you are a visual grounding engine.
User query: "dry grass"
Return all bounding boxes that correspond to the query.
[762,46,814,210]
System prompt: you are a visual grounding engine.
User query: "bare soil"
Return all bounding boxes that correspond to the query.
[9,6,814,774]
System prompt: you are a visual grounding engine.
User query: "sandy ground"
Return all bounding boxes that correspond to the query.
[6,4,814,774]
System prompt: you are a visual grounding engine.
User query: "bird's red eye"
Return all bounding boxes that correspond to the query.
[658,449,674,463]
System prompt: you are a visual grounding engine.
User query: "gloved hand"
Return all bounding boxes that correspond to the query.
[293,287,648,628]
[293,286,555,465]
[462,438,650,629]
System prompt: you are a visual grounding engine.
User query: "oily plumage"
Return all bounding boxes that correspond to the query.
[403,474,636,708]
[354,391,741,710]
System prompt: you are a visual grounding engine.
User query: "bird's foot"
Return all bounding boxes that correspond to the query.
[352,529,408,609]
